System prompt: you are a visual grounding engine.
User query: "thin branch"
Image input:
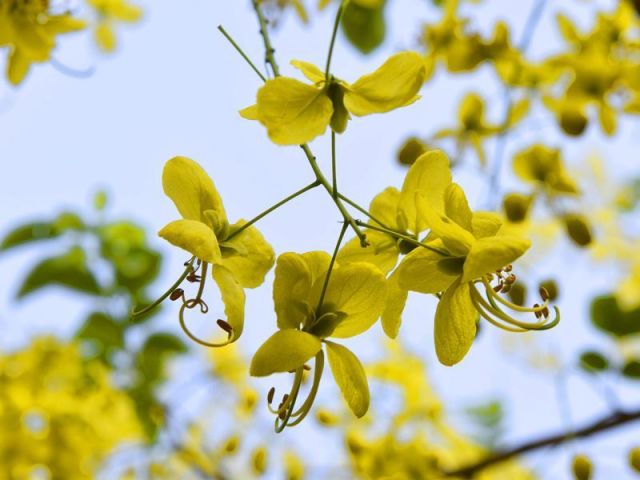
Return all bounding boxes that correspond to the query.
[443,407,640,478]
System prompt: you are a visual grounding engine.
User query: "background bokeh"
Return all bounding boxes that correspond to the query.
[1,0,640,478]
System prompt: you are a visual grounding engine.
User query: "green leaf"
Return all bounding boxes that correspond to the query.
[128,385,165,443]
[591,294,640,338]
[341,1,386,54]
[76,312,125,351]
[113,247,162,293]
[137,332,188,384]
[250,330,322,377]
[325,341,370,418]
[1,212,84,252]
[465,401,504,429]
[17,247,101,299]
[622,360,640,379]
[579,351,609,373]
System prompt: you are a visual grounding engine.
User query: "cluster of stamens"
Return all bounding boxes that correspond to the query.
[132,256,235,347]
[470,264,559,333]
[266,351,324,433]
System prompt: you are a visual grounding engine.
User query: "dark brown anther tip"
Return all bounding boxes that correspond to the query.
[170,288,184,301]
[267,387,275,404]
[217,319,233,336]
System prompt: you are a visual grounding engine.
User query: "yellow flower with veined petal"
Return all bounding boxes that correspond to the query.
[240,51,426,145]
[250,251,387,426]
[395,183,558,366]
[158,156,275,344]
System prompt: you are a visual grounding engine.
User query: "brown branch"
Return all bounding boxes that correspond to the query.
[444,407,640,478]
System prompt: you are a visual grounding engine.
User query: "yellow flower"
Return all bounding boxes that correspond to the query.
[240,51,426,145]
[250,251,387,422]
[395,183,557,365]
[0,0,86,85]
[88,0,142,52]
[159,156,275,343]
[513,144,580,195]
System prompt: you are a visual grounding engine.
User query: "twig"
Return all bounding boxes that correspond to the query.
[443,407,640,478]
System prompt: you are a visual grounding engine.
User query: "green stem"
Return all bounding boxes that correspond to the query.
[302,144,368,247]
[317,221,349,313]
[131,257,195,318]
[338,193,389,229]
[217,25,267,82]
[354,220,451,257]
[252,0,280,77]
[226,181,320,241]
[331,131,337,199]
[249,0,367,247]
[324,1,346,79]
[194,262,208,301]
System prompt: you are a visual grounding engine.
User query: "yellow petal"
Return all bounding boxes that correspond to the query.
[273,253,313,330]
[254,77,333,145]
[434,280,477,366]
[162,156,226,223]
[381,272,408,339]
[220,222,275,288]
[396,247,461,294]
[462,236,531,282]
[398,150,452,233]
[325,341,370,418]
[344,51,426,116]
[239,104,259,120]
[323,263,387,338]
[212,265,245,341]
[291,59,325,84]
[95,23,116,52]
[471,212,503,239]
[416,193,475,256]
[444,183,473,232]
[158,219,221,264]
[369,187,401,229]
[7,48,31,86]
[250,330,322,377]
[337,230,399,275]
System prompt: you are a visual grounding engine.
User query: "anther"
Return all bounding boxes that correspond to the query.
[542,306,550,318]
[267,387,275,404]
[494,284,503,293]
[303,364,311,371]
[506,274,516,284]
[217,319,233,337]
[539,287,550,301]
[170,288,184,301]
[186,273,201,283]
[533,303,542,319]
[505,264,513,272]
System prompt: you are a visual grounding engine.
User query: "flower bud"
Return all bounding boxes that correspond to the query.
[563,213,593,247]
[560,108,588,137]
[630,447,640,473]
[397,137,428,166]
[572,454,593,480]
[503,193,533,223]
[508,282,527,306]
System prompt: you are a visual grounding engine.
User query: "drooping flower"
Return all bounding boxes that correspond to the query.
[250,251,387,428]
[395,183,559,365]
[156,156,275,345]
[240,51,426,145]
[336,150,452,338]
[512,144,579,196]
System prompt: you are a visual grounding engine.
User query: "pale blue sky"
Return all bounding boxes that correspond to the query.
[1,0,639,478]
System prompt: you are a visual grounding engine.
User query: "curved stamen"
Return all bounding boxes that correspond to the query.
[132,256,196,317]
[472,282,560,331]
[482,277,549,313]
[274,368,305,433]
[287,350,325,426]
[470,290,528,332]
[178,301,235,348]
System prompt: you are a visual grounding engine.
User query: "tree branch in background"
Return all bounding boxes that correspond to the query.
[443,407,640,478]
